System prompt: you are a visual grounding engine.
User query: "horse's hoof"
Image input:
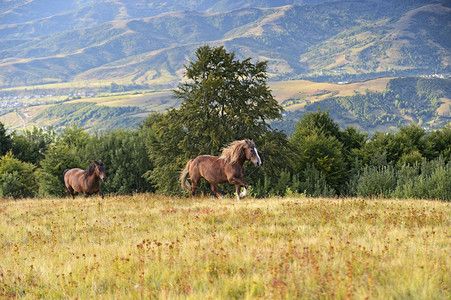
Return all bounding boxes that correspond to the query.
[239,187,248,198]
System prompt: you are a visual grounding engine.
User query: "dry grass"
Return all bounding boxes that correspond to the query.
[269,78,390,111]
[0,195,449,299]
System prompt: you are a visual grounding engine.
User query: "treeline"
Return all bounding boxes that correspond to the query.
[0,124,153,198]
[1,45,450,200]
[1,110,450,200]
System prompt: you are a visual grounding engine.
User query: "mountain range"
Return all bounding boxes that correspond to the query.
[1,0,450,88]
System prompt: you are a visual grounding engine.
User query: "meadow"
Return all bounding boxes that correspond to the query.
[0,195,449,299]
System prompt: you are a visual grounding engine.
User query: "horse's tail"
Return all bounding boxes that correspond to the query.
[63,169,69,181]
[180,159,193,191]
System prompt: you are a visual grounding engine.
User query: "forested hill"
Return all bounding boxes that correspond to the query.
[275,77,451,134]
[0,0,450,88]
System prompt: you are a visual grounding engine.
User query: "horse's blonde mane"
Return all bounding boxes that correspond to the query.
[219,139,250,164]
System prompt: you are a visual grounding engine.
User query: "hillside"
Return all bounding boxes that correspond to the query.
[273,77,451,134]
[1,76,449,133]
[0,0,449,88]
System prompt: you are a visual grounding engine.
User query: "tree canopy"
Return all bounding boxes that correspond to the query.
[144,45,287,194]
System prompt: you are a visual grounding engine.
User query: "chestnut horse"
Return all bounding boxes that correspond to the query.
[63,160,107,199]
[180,139,262,200]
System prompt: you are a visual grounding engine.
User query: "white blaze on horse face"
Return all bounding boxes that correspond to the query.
[254,147,262,167]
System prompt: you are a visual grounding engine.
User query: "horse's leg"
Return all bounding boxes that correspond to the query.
[67,186,75,199]
[190,178,199,197]
[229,177,248,200]
[235,184,241,201]
[98,190,104,199]
[210,183,223,198]
[64,186,71,198]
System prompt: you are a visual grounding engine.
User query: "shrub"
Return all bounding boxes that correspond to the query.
[38,144,84,197]
[356,165,397,198]
[0,151,38,198]
[296,164,335,197]
[392,158,451,201]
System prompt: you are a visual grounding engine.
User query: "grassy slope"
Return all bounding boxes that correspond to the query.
[270,77,391,111]
[0,194,449,299]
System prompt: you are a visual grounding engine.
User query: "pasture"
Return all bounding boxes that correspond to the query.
[0,195,449,299]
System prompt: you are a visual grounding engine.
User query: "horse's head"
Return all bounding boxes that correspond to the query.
[244,140,262,167]
[93,160,107,182]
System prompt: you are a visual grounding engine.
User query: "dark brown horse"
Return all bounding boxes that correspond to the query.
[180,139,262,200]
[63,160,107,199]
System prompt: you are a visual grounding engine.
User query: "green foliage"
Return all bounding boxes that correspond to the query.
[290,109,346,193]
[173,45,283,152]
[397,150,424,167]
[296,164,335,197]
[298,78,451,133]
[393,158,451,201]
[0,152,38,199]
[38,144,84,197]
[0,122,12,156]
[11,127,56,165]
[356,165,397,198]
[424,125,451,160]
[33,103,145,132]
[60,125,90,148]
[292,108,341,138]
[146,45,287,195]
[81,129,154,195]
[142,113,188,194]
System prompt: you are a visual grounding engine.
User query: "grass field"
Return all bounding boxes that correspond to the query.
[269,78,390,111]
[0,195,449,299]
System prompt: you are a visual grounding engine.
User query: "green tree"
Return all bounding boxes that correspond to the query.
[294,108,341,138]
[290,109,346,194]
[393,124,427,158]
[142,113,187,194]
[60,125,90,149]
[11,126,56,165]
[173,45,283,154]
[291,131,345,194]
[339,126,368,164]
[424,125,451,160]
[0,122,12,156]
[0,151,38,199]
[363,124,427,166]
[362,131,396,166]
[38,144,84,197]
[145,45,287,194]
[82,129,154,195]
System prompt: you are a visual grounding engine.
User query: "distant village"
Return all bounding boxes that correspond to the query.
[0,91,96,111]
[420,73,449,79]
